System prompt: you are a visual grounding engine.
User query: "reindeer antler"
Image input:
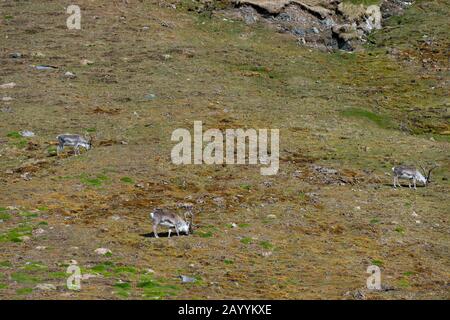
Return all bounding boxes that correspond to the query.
[85,132,95,146]
[426,164,438,183]
[419,163,427,176]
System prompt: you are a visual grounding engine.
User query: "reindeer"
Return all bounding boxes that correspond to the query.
[56,134,92,156]
[149,208,191,238]
[392,164,438,189]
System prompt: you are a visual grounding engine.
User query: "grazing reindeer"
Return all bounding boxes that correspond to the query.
[149,208,190,238]
[57,134,92,156]
[392,164,437,189]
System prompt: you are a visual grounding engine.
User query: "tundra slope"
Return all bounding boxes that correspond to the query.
[0,0,448,299]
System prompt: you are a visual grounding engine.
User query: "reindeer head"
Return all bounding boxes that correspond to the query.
[419,163,438,185]
[86,133,94,150]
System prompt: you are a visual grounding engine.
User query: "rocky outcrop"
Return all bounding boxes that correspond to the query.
[225,0,414,51]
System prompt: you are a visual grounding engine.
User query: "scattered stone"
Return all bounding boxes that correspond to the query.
[9,52,22,59]
[64,71,76,79]
[266,214,277,219]
[231,223,238,228]
[80,59,94,65]
[241,5,258,25]
[20,172,32,181]
[0,82,17,89]
[179,275,196,283]
[19,236,31,242]
[1,96,13,101]
[32,228,46,236]
[35,283,56,291]
[263,181,273,187]
[20,130,35,137]
[94,248,112,255]
[145,268,155,274]
[31,51,45,58]
[144,93,156,100]
[292,170,302,178]
[213,197,225,206]
[261,251,273,257]
[110,215,121,221]
[312,164,337,175]
[142,26,150,31]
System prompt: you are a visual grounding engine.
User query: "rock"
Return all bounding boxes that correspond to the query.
[266,214,277,219]
[213,197,225,206]
[338,2,366,22]
[64,71,76,79]
[365,5,382,31]
[144,93,156,100]
[32,228,45,236]
[179,275,196,283]
[312,164,338,175]
[20,130,35,137]
[261,251,273,257]
[80,59,94,65]
[1,96,13,101]
[231,223,238,228]
[20,172,32,181]
[94,248,112,255]
[110,215,121,221]
[35,283,56,291]
[31,51,45,58]
[236,1,289,14]
[145,268,155,274]
[9,52,22,58]
[241,6,258,24]
[19,236,31,242]
[0,82,16,89]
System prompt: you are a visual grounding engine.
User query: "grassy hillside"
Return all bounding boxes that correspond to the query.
[0,0,448,299]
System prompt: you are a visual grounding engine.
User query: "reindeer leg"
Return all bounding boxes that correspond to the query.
[153,224,159,238]
[57,144,63,156]
[413,178,417,190]
[175,226,180,237]
[393,177,397,188]
[168,229,171,238]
